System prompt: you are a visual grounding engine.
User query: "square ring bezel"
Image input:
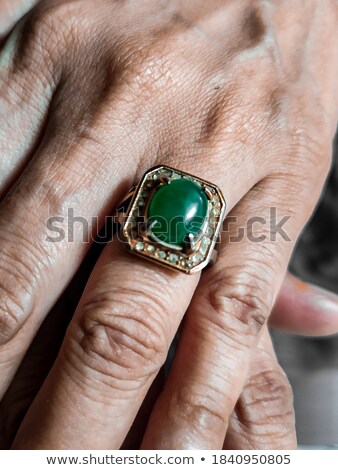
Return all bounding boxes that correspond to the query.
[121,165,226,274]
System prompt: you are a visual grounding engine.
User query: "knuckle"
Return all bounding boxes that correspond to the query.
[204,264,274,341]
[233,4,280,70]
[248,368,293,413]
[75,291,169,383]
[241,4,267,48]
[121,45,176,97]
[119,29,198,102]
[168,385,225,433]
[238,367,295,439]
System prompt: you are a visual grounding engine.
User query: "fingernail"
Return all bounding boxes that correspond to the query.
[312,294,338,315]
[290,274,338,314]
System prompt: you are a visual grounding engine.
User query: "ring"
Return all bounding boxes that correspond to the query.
[117,165,226,274]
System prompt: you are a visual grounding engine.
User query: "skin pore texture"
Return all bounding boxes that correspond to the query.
[0,0,338,450]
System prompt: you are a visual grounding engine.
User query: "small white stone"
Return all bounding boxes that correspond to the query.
[158,251,166,259]
[191,253,202,264]
[159,169,172,177]
[135,242,144,251]
[132,208,139,217]
[209,214,217,224]
[211,206,220,216]
[199,245,208,256]
[206,226,214,237]
[147,245,155,253]
[169,253,179,263]
[201,237,211,247]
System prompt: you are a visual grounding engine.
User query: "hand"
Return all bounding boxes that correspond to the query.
[0,0,337,449]
[2,268,338,450]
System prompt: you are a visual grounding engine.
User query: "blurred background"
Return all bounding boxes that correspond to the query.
[272,133,338,448]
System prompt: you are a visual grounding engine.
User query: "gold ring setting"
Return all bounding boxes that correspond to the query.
[117,165,226,274]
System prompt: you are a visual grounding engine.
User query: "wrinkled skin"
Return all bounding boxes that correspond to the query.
[0,0,338,450]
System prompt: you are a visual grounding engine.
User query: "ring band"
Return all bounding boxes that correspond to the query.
[117,165,226,274]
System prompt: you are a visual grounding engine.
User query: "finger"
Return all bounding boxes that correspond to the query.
[12,240,199,449]
[270,272,338,337]
[141,171,326,449]
[0,246,92,449]
[223,326,296,450]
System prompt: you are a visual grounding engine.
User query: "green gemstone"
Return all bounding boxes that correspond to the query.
[147,178,208,246]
